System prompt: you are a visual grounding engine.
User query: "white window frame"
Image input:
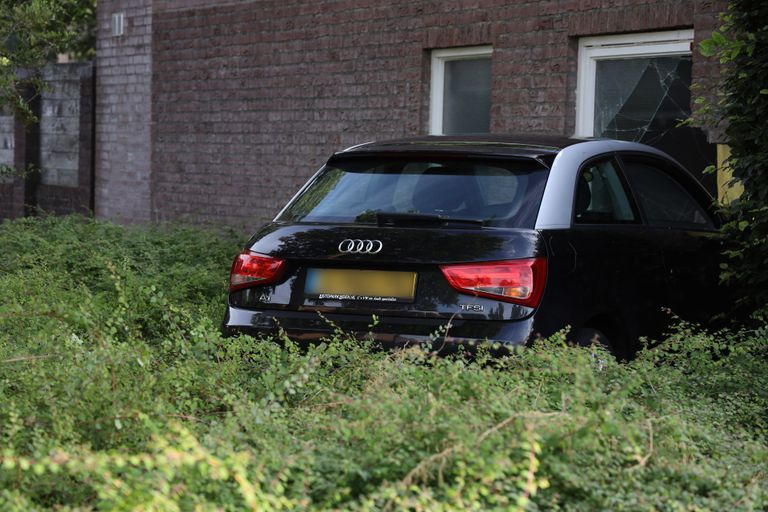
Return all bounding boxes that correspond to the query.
[111,12,125,37]
[574,29,694,138]
[430,46,493,135]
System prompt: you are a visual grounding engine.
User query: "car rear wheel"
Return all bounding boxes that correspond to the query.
[570,327,616,367]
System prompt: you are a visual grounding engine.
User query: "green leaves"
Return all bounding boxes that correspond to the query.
[697,0,768,322]
[0,0,95,123]
[0,215,766,510]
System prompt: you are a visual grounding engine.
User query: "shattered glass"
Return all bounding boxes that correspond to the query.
[594,56,717,194]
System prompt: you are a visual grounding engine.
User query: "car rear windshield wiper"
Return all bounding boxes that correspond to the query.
[374,212,484,228]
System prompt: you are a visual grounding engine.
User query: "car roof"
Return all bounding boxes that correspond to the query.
[336,134,585,160]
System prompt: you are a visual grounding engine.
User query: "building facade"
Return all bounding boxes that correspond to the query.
[93,0,726,228]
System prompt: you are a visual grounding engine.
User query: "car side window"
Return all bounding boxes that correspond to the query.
[574,158,637,224]
[621,158,715,230]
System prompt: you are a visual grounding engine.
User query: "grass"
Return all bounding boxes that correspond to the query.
[0,214,766,511]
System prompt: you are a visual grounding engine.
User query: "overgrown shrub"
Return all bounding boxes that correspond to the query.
[0,215,766,510]
[700,0,768,322]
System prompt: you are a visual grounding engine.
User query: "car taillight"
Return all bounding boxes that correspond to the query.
[229,251,286,291]
[439,258,547,308]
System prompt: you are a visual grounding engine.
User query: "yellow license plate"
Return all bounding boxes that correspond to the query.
[305,268,417,303]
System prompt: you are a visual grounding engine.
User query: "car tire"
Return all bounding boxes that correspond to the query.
[570,327,616,366]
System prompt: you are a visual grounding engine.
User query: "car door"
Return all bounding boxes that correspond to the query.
[618,154,724,325]
[544,155,668,355]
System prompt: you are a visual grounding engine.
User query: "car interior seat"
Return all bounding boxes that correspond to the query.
[411,168,482,216]
[574,173,593,220]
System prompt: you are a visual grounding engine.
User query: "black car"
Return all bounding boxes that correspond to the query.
[222,135,722,358]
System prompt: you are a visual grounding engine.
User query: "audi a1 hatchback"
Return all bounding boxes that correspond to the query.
[222,135,723,358]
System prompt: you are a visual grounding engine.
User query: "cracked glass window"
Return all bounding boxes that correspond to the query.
[595,56,690,142]
[593,56,716,194]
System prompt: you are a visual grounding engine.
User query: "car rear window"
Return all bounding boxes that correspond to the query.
[277,157,549,228]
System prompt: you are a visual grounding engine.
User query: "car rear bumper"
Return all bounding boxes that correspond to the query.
[222,306,535,354]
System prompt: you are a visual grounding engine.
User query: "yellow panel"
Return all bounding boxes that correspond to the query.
[716,144,744,204]
[306,269,417,302]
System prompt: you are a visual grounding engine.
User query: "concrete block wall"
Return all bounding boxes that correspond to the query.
[0,114,16,219]
[0,64,94,220]
[0,115,13,179]
[0,106,34,220]
[35,63,95,215]
[40,65,86,188]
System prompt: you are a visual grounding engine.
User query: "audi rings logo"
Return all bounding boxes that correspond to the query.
[338,239,383,254]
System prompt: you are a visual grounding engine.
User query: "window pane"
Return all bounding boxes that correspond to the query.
[622,160,714,229]
[278,157,548,229]
[575,159,636,224]
[442,58,491,135]
[595,56,688,141]
[593,55,717,194]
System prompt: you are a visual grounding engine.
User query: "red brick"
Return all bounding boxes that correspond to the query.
[91,0,728,228]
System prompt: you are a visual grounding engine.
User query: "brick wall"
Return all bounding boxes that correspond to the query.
[95,0,153,223]
[693,0,728,142]
[146,0,725,229]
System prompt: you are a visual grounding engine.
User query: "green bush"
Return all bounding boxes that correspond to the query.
[0,215,766,510]
[699,0,768,322]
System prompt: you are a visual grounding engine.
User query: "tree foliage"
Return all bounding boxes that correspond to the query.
[700,0,768,321]
[0,0,95,123]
